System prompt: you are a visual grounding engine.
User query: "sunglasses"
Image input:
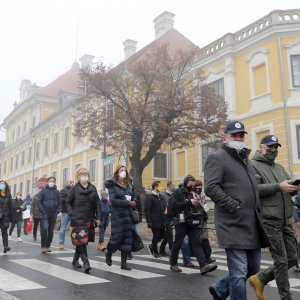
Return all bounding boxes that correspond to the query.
[230,132,245,138]
[266,144,279,149]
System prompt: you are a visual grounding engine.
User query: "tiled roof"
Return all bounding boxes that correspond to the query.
[39,67,80,97]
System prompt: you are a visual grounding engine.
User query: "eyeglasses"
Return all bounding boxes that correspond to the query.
[266,144,279,149]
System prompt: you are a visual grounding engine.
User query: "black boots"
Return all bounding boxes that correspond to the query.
[106,251,112,266]
[72,248,82,269]
[2,231,10,253]
[121,252,131,271]
[78,246,91,273]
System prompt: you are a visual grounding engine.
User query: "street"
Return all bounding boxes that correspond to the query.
[0,232,300,300]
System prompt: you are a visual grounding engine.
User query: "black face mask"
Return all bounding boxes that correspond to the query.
[195,188,202,194]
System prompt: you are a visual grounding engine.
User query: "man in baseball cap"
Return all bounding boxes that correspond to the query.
[224,120,248,134]
[249,135,299,299]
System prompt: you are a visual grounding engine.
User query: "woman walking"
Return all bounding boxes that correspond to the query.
[0,180,12,253]
[66,168,100,273]
[9,192,26,241]
[105,165,137,271]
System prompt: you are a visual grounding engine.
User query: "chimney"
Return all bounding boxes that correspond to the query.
[123,39,137,60]
[153,11,175,39]
[79,54,95,68]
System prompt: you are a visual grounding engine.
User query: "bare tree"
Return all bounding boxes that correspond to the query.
[73,43,227,196]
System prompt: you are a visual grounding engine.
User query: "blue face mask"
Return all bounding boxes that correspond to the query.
[0,184,5,190]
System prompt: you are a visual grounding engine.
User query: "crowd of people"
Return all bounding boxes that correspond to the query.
[0,119,300,299]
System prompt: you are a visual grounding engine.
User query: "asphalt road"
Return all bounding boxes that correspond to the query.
[0,231,299,300]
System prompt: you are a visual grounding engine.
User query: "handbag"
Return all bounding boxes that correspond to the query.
[130,208,140,224]
[25,218,33,233]
[131,229,144,252]
[86,220,95,243]
[71,226,89,246]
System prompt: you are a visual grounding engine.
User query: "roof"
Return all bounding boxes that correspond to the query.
[39,67,80,98]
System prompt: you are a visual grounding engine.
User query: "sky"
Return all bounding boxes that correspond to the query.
[0,0,299,141]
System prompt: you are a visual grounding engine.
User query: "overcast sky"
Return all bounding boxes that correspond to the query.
[0,0,299,141]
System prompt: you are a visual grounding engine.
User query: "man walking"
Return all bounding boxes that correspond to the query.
[249,135,299,300]
[204,120,269,300]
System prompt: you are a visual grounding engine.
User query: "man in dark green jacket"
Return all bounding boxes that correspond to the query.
[249,135,299,300]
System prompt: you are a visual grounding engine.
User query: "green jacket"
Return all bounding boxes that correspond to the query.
[251,151,293,223]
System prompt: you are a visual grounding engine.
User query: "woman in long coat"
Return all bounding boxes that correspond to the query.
[0,180,12,253]
[105,164,137,271]
[66,167,100,273]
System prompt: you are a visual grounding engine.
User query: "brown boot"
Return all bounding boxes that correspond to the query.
[97,242,106,251]
[248,275,266,300]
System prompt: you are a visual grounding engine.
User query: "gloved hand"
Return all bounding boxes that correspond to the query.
[128,201,137,209]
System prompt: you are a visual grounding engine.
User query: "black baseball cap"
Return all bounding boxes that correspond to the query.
[224,120,248,134]
[260,135,281,147]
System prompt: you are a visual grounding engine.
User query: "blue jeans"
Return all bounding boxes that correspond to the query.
[182,236,191,263]
[41,214,57,248]
[132,223,139,233]
[9,220,22,238]
[213,248,261,300]
[58,213,70,245]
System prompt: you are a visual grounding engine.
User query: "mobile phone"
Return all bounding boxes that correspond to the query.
[292,179,300,186]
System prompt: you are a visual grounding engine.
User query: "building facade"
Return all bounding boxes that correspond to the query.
[1,9,300,196]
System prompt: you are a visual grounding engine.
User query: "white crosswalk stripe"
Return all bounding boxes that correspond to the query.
[0,252,27,257]
[58,256,165,279]
[10,259,110,285]
[0,267,46,291]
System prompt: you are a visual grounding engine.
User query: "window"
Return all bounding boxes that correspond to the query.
[21,150,25,166]
[253,64,267,96]
[62,168,68,186]
[296,125,300,159]
[75,163,81,172]
[64,127,70,148]
[201,142,220,172]
[15,154,19,169]
[4,161,7,174]
[23,121,27,134]
[89,159,96,182]
[32,116,36,128]
[291,55,300,87]
[44,138,49,157]
[26,179,30,194]
[76,135,81,144]
[17,125,20,137]
[104,164,113,181]
[52,171,57,180]
[13,184,17,197]
[207,78,224,97]
[12,129,15,141]
[35,142,40,160]
[10,157,13,171]
[153,153,167,178]
[28,146,32,163]
[19,182,23,195]
[53,132,59,153]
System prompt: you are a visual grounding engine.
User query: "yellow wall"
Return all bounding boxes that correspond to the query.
[253,64,267,96]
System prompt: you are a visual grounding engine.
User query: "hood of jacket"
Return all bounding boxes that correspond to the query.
[252,150,275,165]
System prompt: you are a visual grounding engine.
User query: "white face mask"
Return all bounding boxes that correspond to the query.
[119,170,127,179]
[48,182,55,188]
[227,140,245,151]
[80,176,89,182]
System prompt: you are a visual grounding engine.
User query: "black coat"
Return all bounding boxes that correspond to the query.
[11,198,26,222]
[144,192,166,229]
[30,193,42,219]
[66,182,100,228]
[0,192,13,229]
[105,179,133,253]
[37,186,60,215]
[204,144,270,249]
[60,186,71,213]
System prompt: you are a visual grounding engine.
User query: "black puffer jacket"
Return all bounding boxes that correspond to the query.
[144,192,166,229]
[66,182,101,228]
[60,186,72,213]
[0,192,13,229]
[11,198,26,222]
[105,179,134,253]
[37,185,60,215]
[30,193,42,219]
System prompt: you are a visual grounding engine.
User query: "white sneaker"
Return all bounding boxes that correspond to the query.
[8,236,11,241]
[17,237,22,242]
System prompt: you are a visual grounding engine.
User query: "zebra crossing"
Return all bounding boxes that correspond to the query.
[1,251,300,293]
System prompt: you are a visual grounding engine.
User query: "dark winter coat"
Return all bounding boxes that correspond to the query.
[204,144,270,249]
[251,151,294,224]
[37,186,60,215]
[60,186,72,213]
[11,198,26,222]
[294,191,300,223]
[0,192,13,229]
[30,193,42,219]
[144,192,166,229]
[105,179,133,253]
[66,182,101,228]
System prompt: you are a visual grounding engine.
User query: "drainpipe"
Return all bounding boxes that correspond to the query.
[277,37,293,176]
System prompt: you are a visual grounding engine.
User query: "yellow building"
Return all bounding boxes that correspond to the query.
[1,9,300,196]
